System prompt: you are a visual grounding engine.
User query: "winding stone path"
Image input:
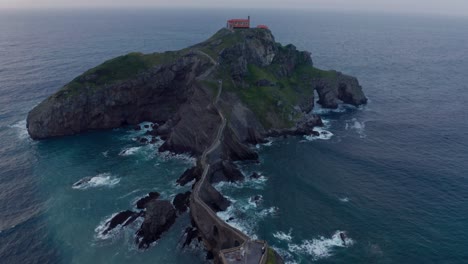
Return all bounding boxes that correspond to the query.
[190,51,267,264]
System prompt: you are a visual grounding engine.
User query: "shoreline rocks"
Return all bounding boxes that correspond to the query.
[136,200,177,249]
[136,192,160,210]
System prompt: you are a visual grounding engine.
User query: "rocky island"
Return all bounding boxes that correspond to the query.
[27,27,366,263]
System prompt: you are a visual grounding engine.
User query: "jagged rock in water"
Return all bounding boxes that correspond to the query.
[182,227,199,248]
[177,166,202,186]
[250,172,262,179]
[173,191,191,213]
[136,200,177,249]
[199,181,231,212]
[136,192,160,210]
[315,72,368,109]
[210,160,245,184]
[176,166,200,186]
[102,210,141,235]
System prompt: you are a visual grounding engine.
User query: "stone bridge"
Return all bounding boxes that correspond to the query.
[189,75,267,263]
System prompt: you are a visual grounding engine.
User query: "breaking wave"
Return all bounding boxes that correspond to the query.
[217,195,278,240]
[345,118,367,138]
[119,146,142,156]
[72,173,120,190]
[288,231,354,261]
[157,151,196,165]
[94,213,143,240]
[217,205,258,239]
[339,197,350,203]
[313,103,358,115]
[304,127,334,141]
[9,120,29,140]
[256,138,274,149]
[214,174,268,191]
[273,230,293,242]
[94,213,119,240]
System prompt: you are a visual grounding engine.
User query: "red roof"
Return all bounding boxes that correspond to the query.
[228,19,249,23]
[257,24,269,29]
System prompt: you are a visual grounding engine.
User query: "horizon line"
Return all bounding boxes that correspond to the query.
[0,6,467,19]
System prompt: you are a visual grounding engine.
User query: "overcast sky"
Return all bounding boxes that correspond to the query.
[1,0,468,17]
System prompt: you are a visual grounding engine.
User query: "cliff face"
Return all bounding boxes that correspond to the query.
[27,53,211,139]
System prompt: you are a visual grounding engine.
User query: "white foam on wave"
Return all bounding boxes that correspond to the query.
[138,122,155,132]
[72,173,120,190]
[119,146,142,156]
[217,205,258,239]
[304,127,334,141]
[257,206,279,217]
[157,151,196,165]
[256,139,274,149]
[273,229,293,242]
[9,120,29,140]
[247,195,263,208]
[94,213,143,241]
[288,230,354,261]
[214,174,268,191]
[94,213,119,240]
[120,121,156,141]
[339,197,350,203]
[217,194,279,240]
[271,246,297,264]
[313,103,357,115]
[345,118,366,138]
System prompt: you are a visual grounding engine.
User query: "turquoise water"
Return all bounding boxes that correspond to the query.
[1,9,468,264]
[34,127,200,263]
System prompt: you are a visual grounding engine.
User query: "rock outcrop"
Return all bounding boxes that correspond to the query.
[176,166,201,186]
[136,200,177,249]
[173,191,191,213]
[101,210,142,235]
[210,160,245,184]
[136,192,160,210]
[315,72,368,108]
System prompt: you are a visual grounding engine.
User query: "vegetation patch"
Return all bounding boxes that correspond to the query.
[55,51,181,98]
[265,247,277,264]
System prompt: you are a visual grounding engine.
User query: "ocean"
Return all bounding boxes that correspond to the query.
[1,8,468,264]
